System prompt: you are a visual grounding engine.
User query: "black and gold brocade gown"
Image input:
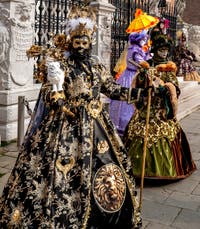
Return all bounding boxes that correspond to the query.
[124,58,196,180]
[0,56,142,229]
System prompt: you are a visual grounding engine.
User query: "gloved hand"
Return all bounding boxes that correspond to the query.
[139,61,150,70]
[152,76,165,89]
[49,91,75,117]
[141,86,154,97]
[50,91,65,109]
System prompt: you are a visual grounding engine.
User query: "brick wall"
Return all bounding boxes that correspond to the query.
[183,0,200,25]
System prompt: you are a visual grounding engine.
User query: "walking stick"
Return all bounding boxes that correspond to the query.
[128,59,155,210]
[139,67,155,211]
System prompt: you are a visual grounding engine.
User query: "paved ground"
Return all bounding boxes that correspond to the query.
[0,109,200,229]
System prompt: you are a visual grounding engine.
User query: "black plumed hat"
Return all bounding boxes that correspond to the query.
[151,34,173,52]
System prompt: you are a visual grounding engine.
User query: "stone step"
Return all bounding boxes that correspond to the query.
[177,78,200,120]
[179,84,200,103]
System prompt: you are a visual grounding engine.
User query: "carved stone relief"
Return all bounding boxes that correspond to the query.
[177,0,186,23]
[10,2,34,86]
[149,0,160,16]
[187,25,200,64]
[99,14,112,70]
[0,5,10,90]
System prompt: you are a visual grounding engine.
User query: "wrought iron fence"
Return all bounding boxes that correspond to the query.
[159,1,178,40]
[35,0,83,45]
[34,0,179,73]
[108,0,151,74]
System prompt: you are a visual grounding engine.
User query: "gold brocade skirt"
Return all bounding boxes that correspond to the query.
[125,129,196,179]
[184,71,200,82]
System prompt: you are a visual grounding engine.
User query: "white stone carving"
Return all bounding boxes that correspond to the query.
[0,25,9,90]
[9,2,34,86]
[0,5,10,90]
[0,1,36,142]
[99,14,112,70]
[12,26,33,62]
[149,0,160,16]
[177,0,186,22]
[187,25,200,71]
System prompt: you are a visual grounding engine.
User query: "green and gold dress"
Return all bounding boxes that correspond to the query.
[124,60,196,180]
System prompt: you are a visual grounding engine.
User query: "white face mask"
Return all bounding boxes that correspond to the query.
[72,37,90,51]
[139,39,146,47]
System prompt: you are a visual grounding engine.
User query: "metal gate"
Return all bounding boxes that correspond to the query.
[35,0,83,45]
[35,0,179,73]
[159,0,182,40]
[35,0,151,70]
[108,0,151,74]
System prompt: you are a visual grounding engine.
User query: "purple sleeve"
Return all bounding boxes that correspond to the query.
[133,52,145,63]
[131,45,149,63]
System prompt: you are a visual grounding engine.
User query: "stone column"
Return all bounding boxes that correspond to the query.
[187,25,200,73]
[90,0,115,71]
[90,0,115,111]
[0,0,40,142]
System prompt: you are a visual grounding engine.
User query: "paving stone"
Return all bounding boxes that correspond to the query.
[0,167,10,174]
[186,135,200,149]
[142,200,180,226]
[192,184,200,196]
[0,182,5,196]
[190,168,200,181]
[145,222,176,229]
[5,151,19,158]
[0,169,11,196]
[195,160,200,169]
[181,124,199,134]
[0,156,17,170]
[192,152,200,161]
[4,143,18,152]
[0,148,7,155]
[164,178,199,194]
[172,209,200,229]
[142,187,173,204]
[165,191,200,210]
[0,160,11,168]
[0,172,10,187]
[141,220,149,228]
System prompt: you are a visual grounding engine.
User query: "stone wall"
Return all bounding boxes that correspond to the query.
[0,0,40,142]
[183,0,200,25]
[0,0,115,142]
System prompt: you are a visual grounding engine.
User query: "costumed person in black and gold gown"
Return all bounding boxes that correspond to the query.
[124,34,196,180]
[0,4,147,229]
[174,30,200,82]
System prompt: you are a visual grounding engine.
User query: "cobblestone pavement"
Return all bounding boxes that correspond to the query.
[0,109,200,229]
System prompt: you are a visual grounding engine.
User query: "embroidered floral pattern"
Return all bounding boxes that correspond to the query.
[0,56,141,229]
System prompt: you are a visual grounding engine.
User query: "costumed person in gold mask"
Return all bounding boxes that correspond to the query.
[174,30,200,82]
[0,4,148,229]
[124,34,196,180]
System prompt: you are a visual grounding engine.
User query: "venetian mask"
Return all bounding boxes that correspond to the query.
[139,37,147,47]
[157,47,169,59]
[71,35,91,59]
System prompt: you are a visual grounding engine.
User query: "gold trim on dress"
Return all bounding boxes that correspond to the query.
[87,100,102,119]
[56,157,75,179]
[11,209,21,224]
[97,140,109,154]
